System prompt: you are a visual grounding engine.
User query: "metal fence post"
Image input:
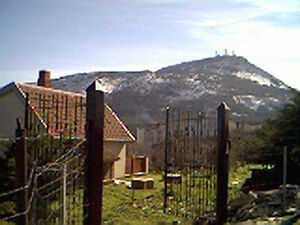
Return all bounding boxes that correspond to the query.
[216,103,230,225]
[282,146,287,212]
[164,106,170,213]
[15,118,28,225]
[84,80,104,225]
[60,163,67,225]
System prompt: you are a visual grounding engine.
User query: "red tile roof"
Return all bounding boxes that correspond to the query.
[15,82,135,142]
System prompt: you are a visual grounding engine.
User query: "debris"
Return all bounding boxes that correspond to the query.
[144,194,154,203]
[228,185,299,222]
[114,179,125,185]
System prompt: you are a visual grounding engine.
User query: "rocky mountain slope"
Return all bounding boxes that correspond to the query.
[51,55,293,131]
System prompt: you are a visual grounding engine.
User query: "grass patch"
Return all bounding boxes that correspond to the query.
[1,164,257,225]
[102,174,192,225]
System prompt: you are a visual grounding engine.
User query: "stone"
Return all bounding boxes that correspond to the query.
[229,192,250,209]
[248,191,258,202]
[144,194,154,202]
[236,202,254,216]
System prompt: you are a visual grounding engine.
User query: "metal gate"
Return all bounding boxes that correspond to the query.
[164,104,230,223]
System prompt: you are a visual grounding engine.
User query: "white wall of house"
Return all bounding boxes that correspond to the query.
[0,91,25,137]
[104,141,127,179]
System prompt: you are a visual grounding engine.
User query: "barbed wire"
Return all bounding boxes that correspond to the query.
[36,176,63,193]
[37,153,83,176]
[3,173,38,221]
[2,153,84,221]
[55,140,85,164]
[38,169,82,200]
[36,140,85,175]
[37,163,83,194]
[0,141,85,200]
[0,166,35,199]
[0,149,82,199]
[0,134,51,144]
[1,137,86,222]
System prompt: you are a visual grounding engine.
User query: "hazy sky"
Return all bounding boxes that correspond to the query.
[1,0,300,90]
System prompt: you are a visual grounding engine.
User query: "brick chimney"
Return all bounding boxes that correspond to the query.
[38,70,51,88]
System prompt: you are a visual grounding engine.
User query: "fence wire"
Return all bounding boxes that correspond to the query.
[0,92,87,225]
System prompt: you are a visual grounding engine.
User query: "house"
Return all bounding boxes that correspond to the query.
[0,70,136,180]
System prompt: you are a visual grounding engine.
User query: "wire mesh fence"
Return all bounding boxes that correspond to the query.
[0,90,88,224]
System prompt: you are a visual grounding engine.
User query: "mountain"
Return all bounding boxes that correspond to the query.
[51,55,294,132]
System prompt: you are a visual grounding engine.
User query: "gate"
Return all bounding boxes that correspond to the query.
[164,104,230,223]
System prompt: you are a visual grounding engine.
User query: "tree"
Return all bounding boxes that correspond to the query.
[254,91,300,183]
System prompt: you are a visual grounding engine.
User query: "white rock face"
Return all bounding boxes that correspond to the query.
[235,71,273,86]
[233,95,279,111]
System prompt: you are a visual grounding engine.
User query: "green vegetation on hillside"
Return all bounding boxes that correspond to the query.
[230,91,300,184]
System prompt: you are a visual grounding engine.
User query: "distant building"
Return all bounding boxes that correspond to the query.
[137,123,165,147]
[137,112,218,147]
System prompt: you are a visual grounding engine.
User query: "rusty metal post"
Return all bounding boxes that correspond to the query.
[164,106,170,213]
[282,146,287,213]
[60,163,67,225]
[15,118,28,225]
[216,103,230,225]
[84,80,104,225]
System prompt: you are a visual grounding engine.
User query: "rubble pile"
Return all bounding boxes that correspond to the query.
[228,185,299,223]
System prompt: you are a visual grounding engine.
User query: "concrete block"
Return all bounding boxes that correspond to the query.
[144,178,154,189]
[132,178,145,189]
[166,174,182,184]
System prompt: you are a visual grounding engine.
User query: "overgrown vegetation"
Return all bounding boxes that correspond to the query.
[0,142,16,221]
[230,91,300,184]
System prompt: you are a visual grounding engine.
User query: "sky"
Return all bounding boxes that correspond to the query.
[0,0,300,90]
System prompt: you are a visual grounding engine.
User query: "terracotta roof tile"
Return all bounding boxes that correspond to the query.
[15,82,135,142]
